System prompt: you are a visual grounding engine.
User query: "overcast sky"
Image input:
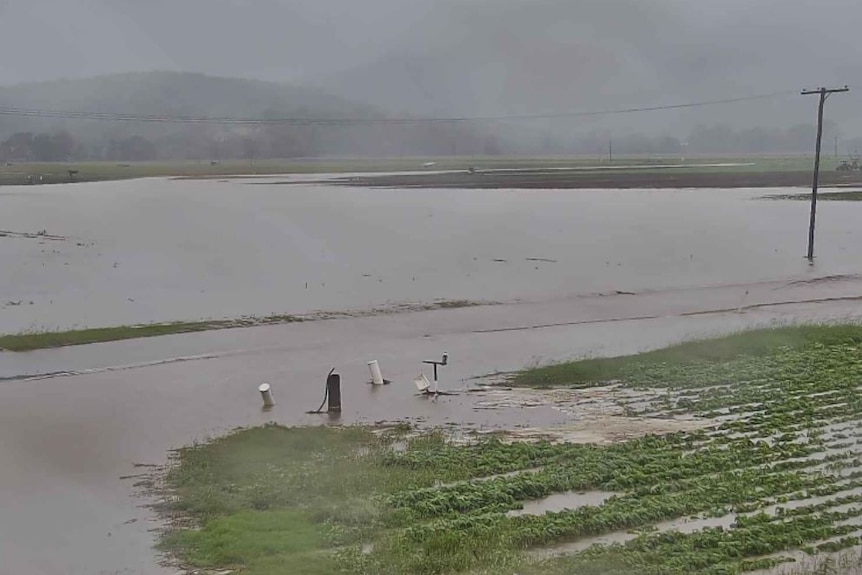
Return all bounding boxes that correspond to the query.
[1,0,861,130]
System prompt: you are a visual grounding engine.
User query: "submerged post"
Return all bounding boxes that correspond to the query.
[259,383,275,408]
[367,360,389,385]
[327,372,342,413]
[368,360,384,385]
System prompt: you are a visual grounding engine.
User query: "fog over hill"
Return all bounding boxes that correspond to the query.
[1,0,861,156]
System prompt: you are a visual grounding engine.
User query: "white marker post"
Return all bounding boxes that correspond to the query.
[414,374,432,393]
[259,383,275,408]
[367,360,386,385]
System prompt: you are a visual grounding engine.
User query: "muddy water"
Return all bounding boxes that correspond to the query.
[508,490,618,517]
[533,512,740,558]
[4,177,862,574]
[2,295,862,574]
[2,177,862,332]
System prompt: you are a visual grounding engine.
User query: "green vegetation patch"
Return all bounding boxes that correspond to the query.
[0,315,301,352]
[159,325,862,575]
[512,324,862,388]
[0,300,483,352]
[0,157,847,187]
[768,190,862,201]
[160,510,337,575]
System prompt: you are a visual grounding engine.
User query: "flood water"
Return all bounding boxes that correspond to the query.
[3,176,862,575]
[1,176,861,332]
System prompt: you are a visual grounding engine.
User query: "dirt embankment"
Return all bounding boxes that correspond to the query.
[335,170,862,190]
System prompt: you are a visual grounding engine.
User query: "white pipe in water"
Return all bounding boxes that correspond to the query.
[414,374,431,393]
[368,360,385,385]
[259,383,275,407]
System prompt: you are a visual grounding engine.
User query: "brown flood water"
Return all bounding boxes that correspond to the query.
[2,176,862,574]
[1,176,862,333]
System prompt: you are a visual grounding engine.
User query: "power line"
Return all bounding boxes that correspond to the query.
[0,90,796,126]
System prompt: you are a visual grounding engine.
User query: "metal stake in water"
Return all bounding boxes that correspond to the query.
[422,353,449,394]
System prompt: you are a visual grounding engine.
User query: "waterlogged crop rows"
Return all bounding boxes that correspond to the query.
[161,339,862,575]
[363,343,862,574]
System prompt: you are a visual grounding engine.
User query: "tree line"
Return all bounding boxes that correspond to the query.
[0,121,858,162]
[0,123,495,162]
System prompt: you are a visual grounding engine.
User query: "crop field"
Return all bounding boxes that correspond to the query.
[158,326,862,575]
[0,156,849,187]
[0,157,704,186]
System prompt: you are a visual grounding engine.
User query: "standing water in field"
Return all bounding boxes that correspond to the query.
[1,177,861,333]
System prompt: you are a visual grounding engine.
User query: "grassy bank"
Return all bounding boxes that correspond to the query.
[0,315,301,352]
[769,190,862,201]
[0,300,482,352]
[512,324,862,388]
[0,157,708,186]
[1,159,436,186]
[159,325,862,575]
[0,156,838,187]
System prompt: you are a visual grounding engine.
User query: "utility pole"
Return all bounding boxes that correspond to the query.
[608,138,613,163]
[801,86,849,261]
[835,135,839,159]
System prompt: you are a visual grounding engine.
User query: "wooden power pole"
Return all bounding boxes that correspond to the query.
[801,86,849,261]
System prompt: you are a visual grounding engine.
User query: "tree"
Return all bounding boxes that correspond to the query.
[30,131,80,162]
[105,136,157,161]
[0,132,34,161]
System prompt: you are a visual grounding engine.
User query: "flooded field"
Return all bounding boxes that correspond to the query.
[1,176,862,332]
[4,175,862,574]
[150,334,862,575]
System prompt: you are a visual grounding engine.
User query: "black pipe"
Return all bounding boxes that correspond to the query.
[327,373,342,413]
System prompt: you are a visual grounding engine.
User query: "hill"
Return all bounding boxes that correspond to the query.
[0,72,389,160]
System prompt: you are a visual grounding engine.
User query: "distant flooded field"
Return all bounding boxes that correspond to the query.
[1,176,861,333]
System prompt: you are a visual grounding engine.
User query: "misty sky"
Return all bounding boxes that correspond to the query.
[1,0,861,131]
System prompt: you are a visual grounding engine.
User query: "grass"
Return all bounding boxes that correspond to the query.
[0,159,435,186]
[0,156,842,187]
[158,424,537,574]
[160,511,337,575]
[159,425,382,575]
[511,324,862,388]
[0,300,483,352]
[0,315,301,352]
[769,190,862,201]
[158,324,862,575]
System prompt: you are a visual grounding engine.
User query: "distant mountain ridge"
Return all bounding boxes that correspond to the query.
[0,71,494,160]
[0,71,378,142]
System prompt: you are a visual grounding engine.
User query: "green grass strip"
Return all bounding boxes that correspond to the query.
[512,324,862,388]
